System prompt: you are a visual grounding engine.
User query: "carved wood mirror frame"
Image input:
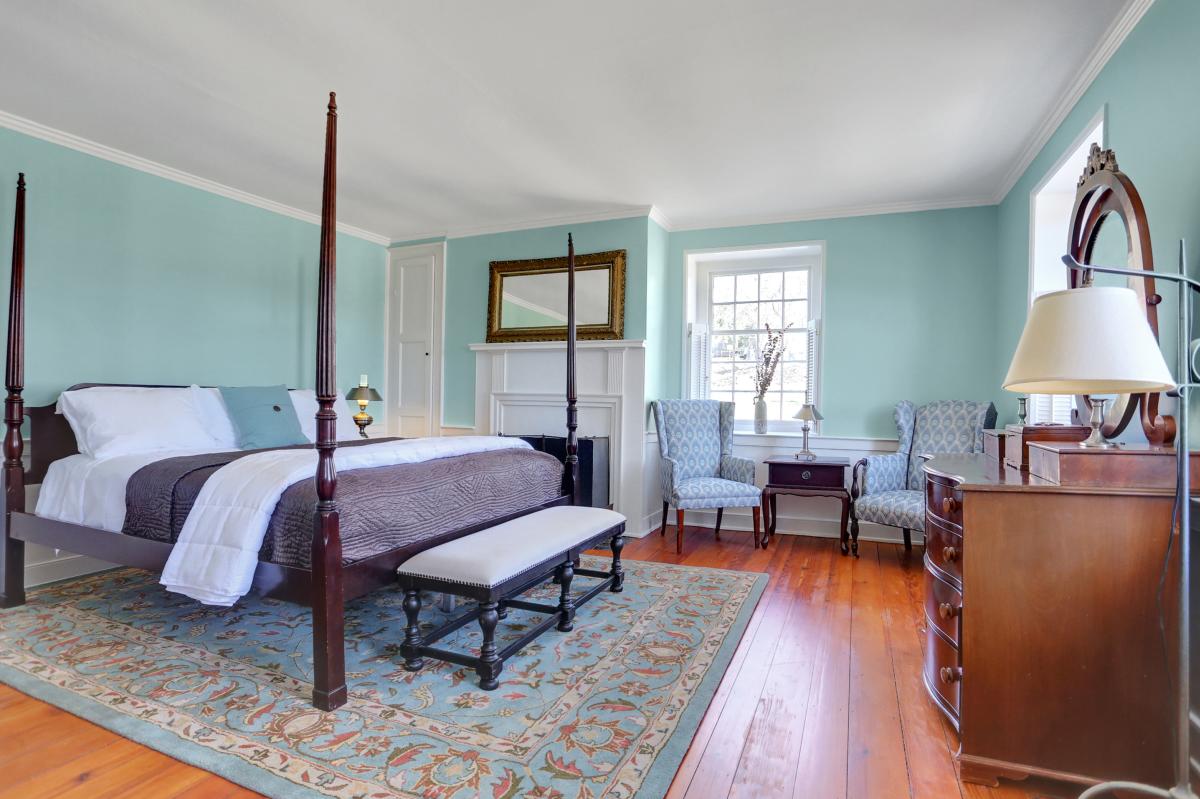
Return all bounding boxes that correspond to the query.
[1067,144,1174,445]
[485,249,626,343]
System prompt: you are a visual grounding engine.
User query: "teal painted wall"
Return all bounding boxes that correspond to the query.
[661,208,1001,438]
[441,216,649,427]
[995,0,1200,427]
[0,127,387,407]
[644,218,670,405]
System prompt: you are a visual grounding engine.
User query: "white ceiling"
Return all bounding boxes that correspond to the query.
[0,0,1133,242]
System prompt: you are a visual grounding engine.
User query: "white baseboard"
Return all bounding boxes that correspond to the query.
[638,506,919,546]
[25,553,115,587]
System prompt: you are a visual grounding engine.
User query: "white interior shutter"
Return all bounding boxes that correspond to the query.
[805,319,819,405]
[690,322,710,399]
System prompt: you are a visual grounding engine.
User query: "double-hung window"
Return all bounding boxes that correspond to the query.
[687,244,824,432]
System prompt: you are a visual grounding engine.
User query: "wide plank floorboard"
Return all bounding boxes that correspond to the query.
[0,527,1086,798]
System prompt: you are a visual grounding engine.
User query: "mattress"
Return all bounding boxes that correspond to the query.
[36,448,221,532]
[36,442,565,571]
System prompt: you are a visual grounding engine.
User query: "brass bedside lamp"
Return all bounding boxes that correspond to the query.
[792,403,823,461]
[345,378,382,438]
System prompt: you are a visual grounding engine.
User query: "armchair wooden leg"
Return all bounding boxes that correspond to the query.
[752,506,762,549]
[676,508,685,555]
[902,528,912,550]
[714,507,723,541]
[660,501,668,537]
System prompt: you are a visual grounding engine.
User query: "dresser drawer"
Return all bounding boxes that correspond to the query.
[926,476,963,528]
[766,462,843,489]
[924,567,962,647]
[923,625,961,725]
[925,514,963,586]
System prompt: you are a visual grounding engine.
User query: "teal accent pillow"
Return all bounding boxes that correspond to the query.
[217,385,308,450]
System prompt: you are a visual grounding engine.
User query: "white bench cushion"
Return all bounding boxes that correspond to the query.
[396,506,625,588]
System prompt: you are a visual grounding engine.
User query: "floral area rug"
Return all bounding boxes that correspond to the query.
[0,555,765,798]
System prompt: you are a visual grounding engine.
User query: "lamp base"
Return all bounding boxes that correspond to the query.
[353,411,373,439]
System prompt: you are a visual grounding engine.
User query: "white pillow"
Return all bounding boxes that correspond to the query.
[188,386,239,450]
[58,387,218,460]
[289,389,363,442]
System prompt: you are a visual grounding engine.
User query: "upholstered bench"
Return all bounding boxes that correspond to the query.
[396,505,626,690]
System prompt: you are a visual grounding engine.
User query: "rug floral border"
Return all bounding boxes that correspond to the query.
[0,558,768,799]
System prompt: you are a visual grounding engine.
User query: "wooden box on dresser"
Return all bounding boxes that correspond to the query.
[922,450,1177,789]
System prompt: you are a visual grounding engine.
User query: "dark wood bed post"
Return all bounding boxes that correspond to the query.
[311,94,346,712]
[564,234,580,507]
[1,174,25,609]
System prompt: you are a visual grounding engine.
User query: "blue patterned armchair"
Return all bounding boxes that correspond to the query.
[849,400,996,554]
[652,400,762,554]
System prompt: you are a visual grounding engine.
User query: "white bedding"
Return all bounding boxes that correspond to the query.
[35,448,223,532]
[160,436,532,606]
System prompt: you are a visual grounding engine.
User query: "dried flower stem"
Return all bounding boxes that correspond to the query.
[754,323,789,402]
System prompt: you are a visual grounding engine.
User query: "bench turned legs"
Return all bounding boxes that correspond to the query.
[401,590,425,672]
[477,601,503,690]
[556,562,576,632]
[610,534,625,592]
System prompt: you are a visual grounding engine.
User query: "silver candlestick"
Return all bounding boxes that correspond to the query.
[1079,397,1113,448]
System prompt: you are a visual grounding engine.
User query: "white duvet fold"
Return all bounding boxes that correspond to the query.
[159,436,532,606]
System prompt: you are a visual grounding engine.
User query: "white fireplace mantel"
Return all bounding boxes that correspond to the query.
[470,339,647,525]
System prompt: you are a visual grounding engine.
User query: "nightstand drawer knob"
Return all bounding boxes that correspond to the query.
[939,666,962,684]
[942,546,959,564]
[801,470,811,480]
[938,602,960,620]
[942,497,957,516]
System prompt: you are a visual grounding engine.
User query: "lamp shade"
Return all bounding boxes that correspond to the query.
[345,386,383,402]
[793,404,824,422]
[1003,286,1175,394]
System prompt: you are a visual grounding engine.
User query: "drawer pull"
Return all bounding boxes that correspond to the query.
[942,497,958,516]
[939,666,962,684]
[801,470,811,480]
[942,546,959,564]
[937,602,960,620]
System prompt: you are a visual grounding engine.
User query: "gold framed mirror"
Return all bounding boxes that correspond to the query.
[486,249,626,343]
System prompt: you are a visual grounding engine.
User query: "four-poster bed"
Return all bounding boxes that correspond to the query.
[0,94,585,712]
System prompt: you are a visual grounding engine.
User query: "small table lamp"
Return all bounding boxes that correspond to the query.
[1003,286,1174,446]
[792,403,823,460]
[345,377,382,438]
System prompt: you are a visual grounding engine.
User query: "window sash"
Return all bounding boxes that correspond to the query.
[697,263,819,427]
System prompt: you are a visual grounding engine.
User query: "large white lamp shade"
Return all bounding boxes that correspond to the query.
[1003,286,1175,394]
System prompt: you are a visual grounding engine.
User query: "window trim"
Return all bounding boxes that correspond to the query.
[1024,108,1105,424]
[683,241,826,433]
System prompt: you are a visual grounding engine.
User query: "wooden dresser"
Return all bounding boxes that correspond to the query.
[922,451,1177,788]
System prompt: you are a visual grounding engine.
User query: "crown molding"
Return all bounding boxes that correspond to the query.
[0,108,391,246]
[991,0,1154,204]
[647,205,673,231]
[395,196,996,243]
[664,195,996,232]
[392,204,656,243]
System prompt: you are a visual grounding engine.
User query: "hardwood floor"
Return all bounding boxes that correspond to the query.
[0,528,1083,799]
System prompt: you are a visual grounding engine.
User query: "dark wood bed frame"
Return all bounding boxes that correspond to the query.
[0,94,583,712]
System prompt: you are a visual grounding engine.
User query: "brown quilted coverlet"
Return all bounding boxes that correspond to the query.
[122,443,564,569]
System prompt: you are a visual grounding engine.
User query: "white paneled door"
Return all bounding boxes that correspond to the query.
[387,243,444,438]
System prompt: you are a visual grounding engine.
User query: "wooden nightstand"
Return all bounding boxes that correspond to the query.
[761,456,852,554]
